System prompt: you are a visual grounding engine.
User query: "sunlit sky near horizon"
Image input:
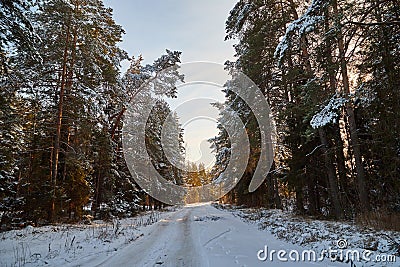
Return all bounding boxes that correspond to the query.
[103,0,238,166]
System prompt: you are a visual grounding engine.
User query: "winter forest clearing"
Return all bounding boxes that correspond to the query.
[0,0,399,266]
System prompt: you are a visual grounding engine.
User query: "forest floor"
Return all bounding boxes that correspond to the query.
[0,203,398,266]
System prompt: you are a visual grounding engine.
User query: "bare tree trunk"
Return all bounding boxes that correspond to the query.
[50,23,70,222]
[61,25,77,184]
[323,11,349,215]
[318,128,343,218]
[50,2,80,222]
[332,0,369,211]
[292,2,343,218]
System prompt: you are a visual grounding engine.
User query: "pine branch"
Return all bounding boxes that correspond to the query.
[348,20,400,26]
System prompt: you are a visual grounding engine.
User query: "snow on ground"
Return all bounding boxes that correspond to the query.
[2,203,396,266]
[214,204,399,267]
[68,203,346,267]
[1,203,347,266]
[0,209,168,267]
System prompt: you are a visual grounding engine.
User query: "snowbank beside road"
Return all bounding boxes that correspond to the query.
[215,204,399,267]
[0,210,165,267]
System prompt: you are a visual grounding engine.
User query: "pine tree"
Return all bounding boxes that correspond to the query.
[0,0,39,74]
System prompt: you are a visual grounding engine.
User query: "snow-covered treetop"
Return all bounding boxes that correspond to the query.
[225,0,254,41]
[274,0,328,65]
[123,50,183,100]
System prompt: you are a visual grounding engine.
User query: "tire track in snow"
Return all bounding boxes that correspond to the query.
[91,207,202,267]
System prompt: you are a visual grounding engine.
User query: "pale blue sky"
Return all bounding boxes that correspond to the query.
[104,0,238,166]
[104,0,237,66]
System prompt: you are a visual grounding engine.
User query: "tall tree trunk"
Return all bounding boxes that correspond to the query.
[50,23,70,222]
[334,126,349,198]
[332,0,369,211]
[323,11,349,215]
[293,2,343,218]
[318,128,343,218]
[61,25,77,183]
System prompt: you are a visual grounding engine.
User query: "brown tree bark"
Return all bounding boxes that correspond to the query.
[291,2,343,218]
[318,128,343,218]
[332,0,369,211]
[50,2,80,222]
[50,23,70,222]
[323,10,349,215]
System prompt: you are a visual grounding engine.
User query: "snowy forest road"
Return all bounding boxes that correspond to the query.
[80,204,346,267]
[94,207,202,267]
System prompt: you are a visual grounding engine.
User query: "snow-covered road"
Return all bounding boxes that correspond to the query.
[79,204,345,267]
